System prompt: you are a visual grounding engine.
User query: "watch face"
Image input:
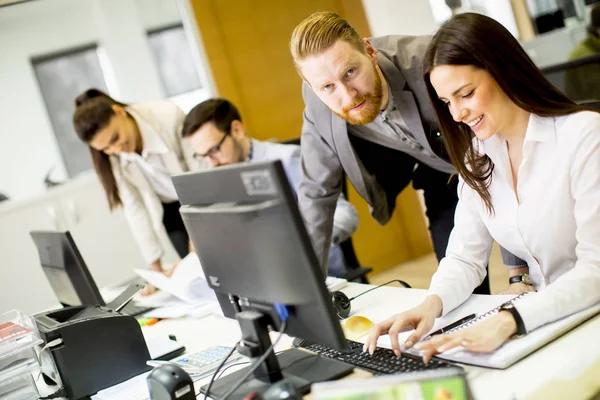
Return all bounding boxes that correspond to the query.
[522,273,532,285]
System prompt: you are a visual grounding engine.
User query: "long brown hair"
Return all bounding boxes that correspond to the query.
[73,88,127,210]
[423,13,590,213]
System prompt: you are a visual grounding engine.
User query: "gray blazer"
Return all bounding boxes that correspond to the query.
[298,35,443,272]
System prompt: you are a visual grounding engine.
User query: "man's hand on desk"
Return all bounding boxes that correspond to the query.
[414,312,517,363]
[363,295,443,356]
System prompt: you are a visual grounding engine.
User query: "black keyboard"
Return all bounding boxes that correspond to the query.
[304,340,461,375]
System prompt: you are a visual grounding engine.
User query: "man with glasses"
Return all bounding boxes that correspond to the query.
[181,98,359,277]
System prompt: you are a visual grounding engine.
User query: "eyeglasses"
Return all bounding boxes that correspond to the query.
[193,131,230,160]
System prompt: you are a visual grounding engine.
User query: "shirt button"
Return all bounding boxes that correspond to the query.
[436,132,441,137]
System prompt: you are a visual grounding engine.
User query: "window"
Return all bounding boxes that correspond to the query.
[147,24,202,97]
[32,45,110,177]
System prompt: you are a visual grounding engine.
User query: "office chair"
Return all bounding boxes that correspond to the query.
[282,137,372,283]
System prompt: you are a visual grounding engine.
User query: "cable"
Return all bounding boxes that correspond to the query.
[220,320,288,400]
[347,279,411,302]
[196,362,250,398]
[214,361,249,381]
[196,339,316,398]
[37,338,63,381]
[38,388,67,400]
[202,340,241,400]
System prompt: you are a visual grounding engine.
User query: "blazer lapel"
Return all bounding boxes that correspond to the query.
[330,114,372,203]
[379,55,435,154]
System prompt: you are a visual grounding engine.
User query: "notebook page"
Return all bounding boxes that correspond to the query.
[375,294,518,351]
[435,300,600,369]
[376,293,600,369]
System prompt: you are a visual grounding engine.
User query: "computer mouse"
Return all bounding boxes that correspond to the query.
[344,315,374,339]
[147,364,195,400]
[331,291,351,319]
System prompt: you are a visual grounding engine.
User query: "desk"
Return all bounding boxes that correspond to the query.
[101,283,600,400]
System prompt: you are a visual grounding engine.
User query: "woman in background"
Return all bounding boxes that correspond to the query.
[73,89,197,294]
[364,13,600,361]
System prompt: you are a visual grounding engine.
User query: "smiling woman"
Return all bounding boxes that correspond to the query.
[72,88,198,293]
[364,12,600,363]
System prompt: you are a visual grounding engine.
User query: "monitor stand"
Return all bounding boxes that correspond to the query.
[201,310,353,399]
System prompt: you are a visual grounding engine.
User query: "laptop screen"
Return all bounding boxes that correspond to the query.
[30,231,105,307]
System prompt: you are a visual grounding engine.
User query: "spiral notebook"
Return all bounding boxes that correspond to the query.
[377,293,600,369]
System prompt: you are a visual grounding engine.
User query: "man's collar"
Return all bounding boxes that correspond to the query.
[377,52,407,96]
[246,139,255,162]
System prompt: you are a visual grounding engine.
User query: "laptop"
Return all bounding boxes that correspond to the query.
[30,230,154,317]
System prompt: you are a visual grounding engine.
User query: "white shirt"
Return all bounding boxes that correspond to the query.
[249,139,359,243]
[428,111,600,333]
[111,102,197,264]
[120,151,178,203]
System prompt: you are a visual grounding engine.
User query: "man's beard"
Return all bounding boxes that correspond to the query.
[333,62,383,125]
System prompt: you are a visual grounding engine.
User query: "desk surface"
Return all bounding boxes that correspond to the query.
[117,283,600,399]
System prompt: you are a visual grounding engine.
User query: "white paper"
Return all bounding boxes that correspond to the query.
[135,253,217,306]
[325,276,348,292]
[92,372,151,400]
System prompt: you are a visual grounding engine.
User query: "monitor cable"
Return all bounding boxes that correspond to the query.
[201,340,241,400]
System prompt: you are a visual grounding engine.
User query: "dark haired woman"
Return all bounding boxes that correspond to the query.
[364,13,600,361]
[73,89,198,294]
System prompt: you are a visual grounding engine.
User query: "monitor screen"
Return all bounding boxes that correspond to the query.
[172,160,347,350]
[541,53,600,103]
[30,231,105,307]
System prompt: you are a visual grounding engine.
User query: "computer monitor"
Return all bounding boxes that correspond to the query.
[172,160,351,399]
[540,53,600,103]
[30,230,105,308]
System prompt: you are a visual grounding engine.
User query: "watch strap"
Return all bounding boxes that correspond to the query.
[509,275,522,284]
[509,273,532,285]
[500,303,527,337]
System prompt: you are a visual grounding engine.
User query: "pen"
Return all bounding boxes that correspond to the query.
[424,313,477,340]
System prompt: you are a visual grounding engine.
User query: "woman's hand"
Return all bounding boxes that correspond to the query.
[140,261,178,296]
[363,295,443,356]
[499,282,536,295]
[415,311,518,363]
[140,284,158,296]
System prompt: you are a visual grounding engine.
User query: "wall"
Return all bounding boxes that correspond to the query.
[362,0,438,36]
[521,24,588,66]
[0,0,181,201]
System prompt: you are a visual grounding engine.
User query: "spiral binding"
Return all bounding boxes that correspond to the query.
[444,292,531,334]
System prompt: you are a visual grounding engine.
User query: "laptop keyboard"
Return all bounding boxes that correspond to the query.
[304,340,460,375]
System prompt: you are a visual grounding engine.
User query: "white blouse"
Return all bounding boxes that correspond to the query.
[428,111,600,333]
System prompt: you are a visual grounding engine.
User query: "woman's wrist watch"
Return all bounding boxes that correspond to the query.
[499,303,527,338]
[509,273,532,285]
